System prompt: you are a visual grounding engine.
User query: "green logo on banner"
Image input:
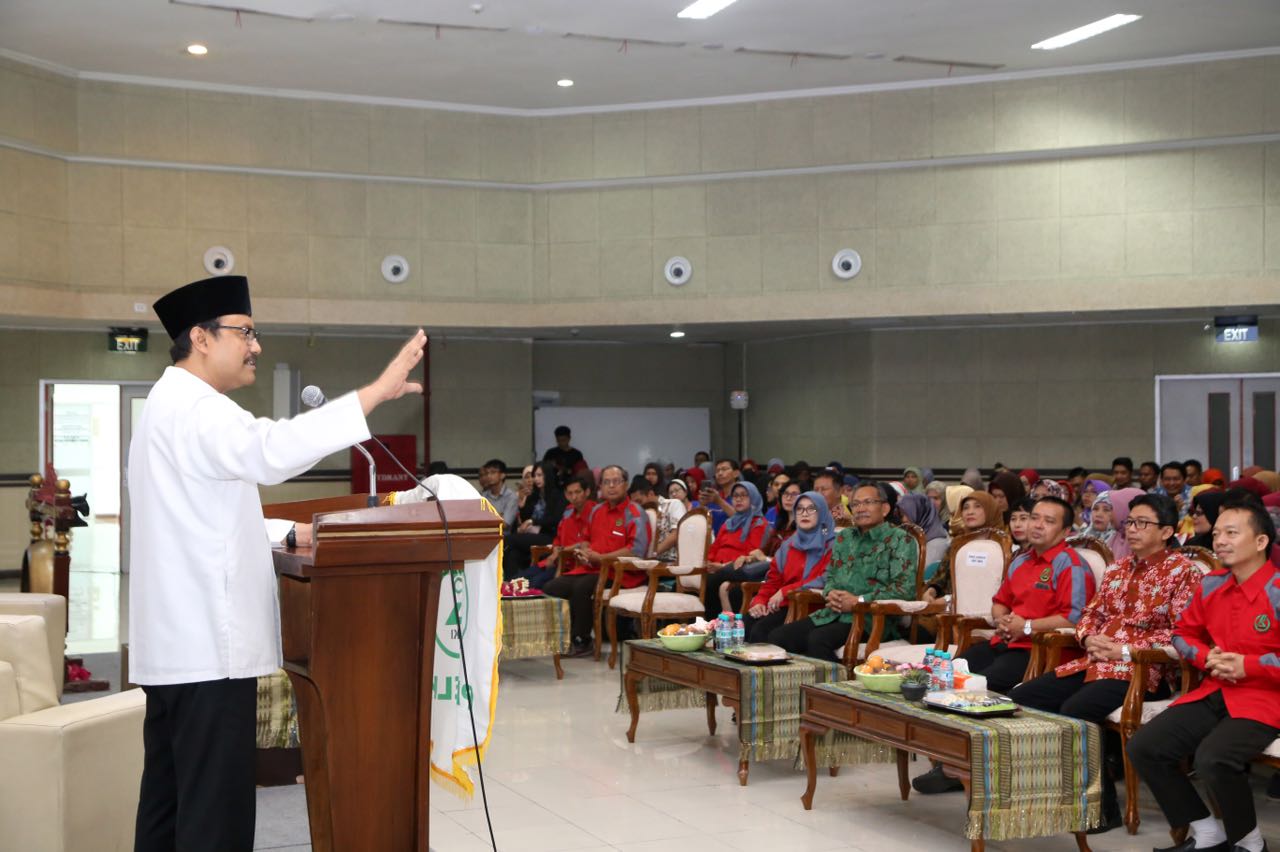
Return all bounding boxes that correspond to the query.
[1256,614,1271,633]
[436,570,470,660]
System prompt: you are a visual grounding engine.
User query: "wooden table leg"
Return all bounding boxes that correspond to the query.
[800,725,820,810]
[896,748,910,800]
[552,653,564,680]
[624,670,641,743]
[829,767,839,777]
[705,692,717,736]
[970,839,984,852]
[738,759,749,786]
[1073,831,1092,852]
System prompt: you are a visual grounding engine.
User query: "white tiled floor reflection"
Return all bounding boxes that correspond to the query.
[251,653,1280,851]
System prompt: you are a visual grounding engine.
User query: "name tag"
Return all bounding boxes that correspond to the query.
[966,552,989,567]
[612,529,625,537]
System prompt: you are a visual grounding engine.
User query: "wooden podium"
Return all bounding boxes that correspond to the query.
[265,495,502,852]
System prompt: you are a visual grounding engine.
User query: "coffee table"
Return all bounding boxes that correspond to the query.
[499,595,571,679]
[799,682,1101,852]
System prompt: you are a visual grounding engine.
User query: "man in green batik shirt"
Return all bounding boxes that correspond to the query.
[766,482,917,660]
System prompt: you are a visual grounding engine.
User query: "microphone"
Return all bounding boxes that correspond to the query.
[301,385,377,508]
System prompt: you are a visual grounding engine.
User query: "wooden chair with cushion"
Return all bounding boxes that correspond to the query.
[1028,544,1221,835]
[605,509,712,668]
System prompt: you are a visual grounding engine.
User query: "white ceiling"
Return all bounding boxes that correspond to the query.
[2,0,1278,111]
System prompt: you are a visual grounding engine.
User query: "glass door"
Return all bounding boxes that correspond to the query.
[1157,374,1280,479]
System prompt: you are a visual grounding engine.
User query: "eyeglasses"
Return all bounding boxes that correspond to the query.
[1191,507,1206,517]
[213,324,261,343]
[1122,518,1160,530]
[794,505,819,516]
[849,499,883,509]
[599,478,625,486]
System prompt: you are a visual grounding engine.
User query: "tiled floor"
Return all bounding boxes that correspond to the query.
[247,652,1280,852]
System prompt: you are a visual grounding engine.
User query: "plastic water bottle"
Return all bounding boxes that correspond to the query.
[937,651,954,690]
[732,616,745,650]
[717,613,732,651]
[924,649,939,691]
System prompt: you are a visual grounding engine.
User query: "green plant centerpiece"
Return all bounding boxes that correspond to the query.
[898,663,931,701]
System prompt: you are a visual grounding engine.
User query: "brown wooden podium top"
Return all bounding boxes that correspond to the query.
[266,496,502,578]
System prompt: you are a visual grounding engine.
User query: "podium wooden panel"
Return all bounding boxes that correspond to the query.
[266,496,501,852]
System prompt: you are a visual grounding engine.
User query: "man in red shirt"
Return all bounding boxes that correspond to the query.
[1127,496,1280,852]
[518,475,593,589]
[914,496,1095,794]
[1009,493,1201,833]
[544,465,649,656]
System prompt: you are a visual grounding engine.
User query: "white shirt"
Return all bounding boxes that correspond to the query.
[128,366,370,685]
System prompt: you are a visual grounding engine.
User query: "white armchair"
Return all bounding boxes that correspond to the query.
[0,593,68,699]
[0,610,146,852]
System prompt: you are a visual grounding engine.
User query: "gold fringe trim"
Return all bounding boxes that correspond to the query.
[964,802,1101,841]
[615,686,706,714]
[796,736,897,769]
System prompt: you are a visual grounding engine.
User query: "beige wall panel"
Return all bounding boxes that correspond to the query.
[699,105,756,173]
[247,176,309,234]
[652,184,706,238]
[16,153,67,222]
[1193,207,1264,273]
[307,178,366,237]
[29,75,76,152]
[706,235,762,294]
[122,225,186,292]
[0,211,16,278]
[1193,145,1264,209]
[76,83,128,157]
[871,89,932,161]
[478,116,533,182]
[186,92,253,165]
[761,231,818,292]
[1060,215,1125,277]
[1125,211,1192,275]
[1267,207,1280,269]
[1125,151,1193,213]
[876,169,936,227]
[996,160,1060,221]
[185,172,247,231]
[1124,69,1194,143]
[475,243,532,300]
[122,89,188,162]
[0,149,18,213]
[1060,157,1125,217]
[1194,59,1272,137]
[309,102,371,173]
[1058,75,1125,148]
[597,188,653,241]
[308,235,365,298]
[547,242,600,300]
[931,86,995,157]
[599,238,653,298]
[425,113,481,180]
[817,172,876,231]
[535,115,594,182]
[755,102,815,170]
[548,191,599,243]
[422,186,477,243]
[759,175,817,234]
[369,105,427,177]
[997,218,1059,281]
[0,64,35,142]
[367,183,423,240]
[251,97,312,170]
[67,164,122,226]
[812,93,872,166]
[934,165,998,224]
[875,226,928,288]
[1266,144,1280,206]
[18,217,67,285]
[68,223,124,289]
[248,232,310,298]
[421,241,477,299]
[475,189,532,244]
[591,113,646,179]
[929,222,997,285]
[122,168,185,229]
[644,108,700,177]
[994,81,1060,151]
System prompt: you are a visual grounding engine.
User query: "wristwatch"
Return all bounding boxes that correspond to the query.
[1121,644,1132,663]
[285,525,297,549]
[1022,618,1033,636]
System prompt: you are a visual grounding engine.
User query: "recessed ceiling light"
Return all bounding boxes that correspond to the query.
[556,78,574,88]
[669,330,686,339]
[677,0,740,20]
[1031,14,1141,50]
[186,43,208,56]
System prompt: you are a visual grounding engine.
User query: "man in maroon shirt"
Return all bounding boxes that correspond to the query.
[1127,495,1280,852]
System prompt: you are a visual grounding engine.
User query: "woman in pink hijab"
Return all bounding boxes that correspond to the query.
[1104,487,1147,561]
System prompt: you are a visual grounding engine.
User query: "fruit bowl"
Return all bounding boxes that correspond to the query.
[657,632,710,652]
[854,668,903,693]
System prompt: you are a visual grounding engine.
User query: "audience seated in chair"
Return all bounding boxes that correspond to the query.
[649,478,691,562]
[1009,493,1201,834]
[1127,495,1280,852]
[698,458,742,534]
[544,465,649,657]
[924,490,1003,601]
[741,492,834,642]
[811,469,851,526]
[767,482,917,660]
[1007,496,1035,552]
[914,495,1095,794]
[518,474,593,589]
[478,458,519,530]
[700,482,770,619]
[506,460,565,581]
[896,493,949,583]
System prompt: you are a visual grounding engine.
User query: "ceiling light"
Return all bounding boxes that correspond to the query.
[556,78,574,87]
[669,330,686,339]
[186,43,209,56]
[1031,14,1141,50]
[677,0,740,20]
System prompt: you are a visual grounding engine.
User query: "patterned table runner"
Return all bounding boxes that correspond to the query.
[618,639,892,766]
[815,682,1102,840]
[256,669,299,749]
[500,596,571,660]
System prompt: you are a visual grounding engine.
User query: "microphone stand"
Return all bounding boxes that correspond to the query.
[354,442,377,507]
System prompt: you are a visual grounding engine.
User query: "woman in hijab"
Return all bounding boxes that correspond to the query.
[925,480,948,522]
[925,491,1003,600]
[702,482,770,620]
[1104,487,1147,561]
[902,467,925,494]
[1083,491,1118,545]
[1019,468,1041,491]
[1201,467,1227,488]
[988,472,1027,524]
[683,465,707,502]
[897,493,950,580]
[642,462,664,492]
[1254,470,1280,494]
[741,492,835,642]
[1077,478,1110,530]
[961,468,984,491]
[944,485,975,537]
[1030,479,1071,503]
[1184,487,1228,550]
[652,478,692,562]
[1228,476,1271,500]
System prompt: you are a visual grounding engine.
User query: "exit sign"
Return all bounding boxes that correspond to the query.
[1216,325,1258,343]
[108,327,148,353]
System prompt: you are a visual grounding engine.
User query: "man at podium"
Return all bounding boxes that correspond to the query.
[129,274,427,852]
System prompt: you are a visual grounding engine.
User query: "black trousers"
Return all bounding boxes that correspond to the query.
[957,642,1031,694]
[703,565,767,620]
[743,608,787,643]
[767,617,851,661]
[505,530,553,578]
[1127,690,1280,844]
[543,573,599,642]
[135,678,257,852]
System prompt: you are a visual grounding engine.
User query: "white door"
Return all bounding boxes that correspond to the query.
[1157,374,1280,477]
[118,384,151,643]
